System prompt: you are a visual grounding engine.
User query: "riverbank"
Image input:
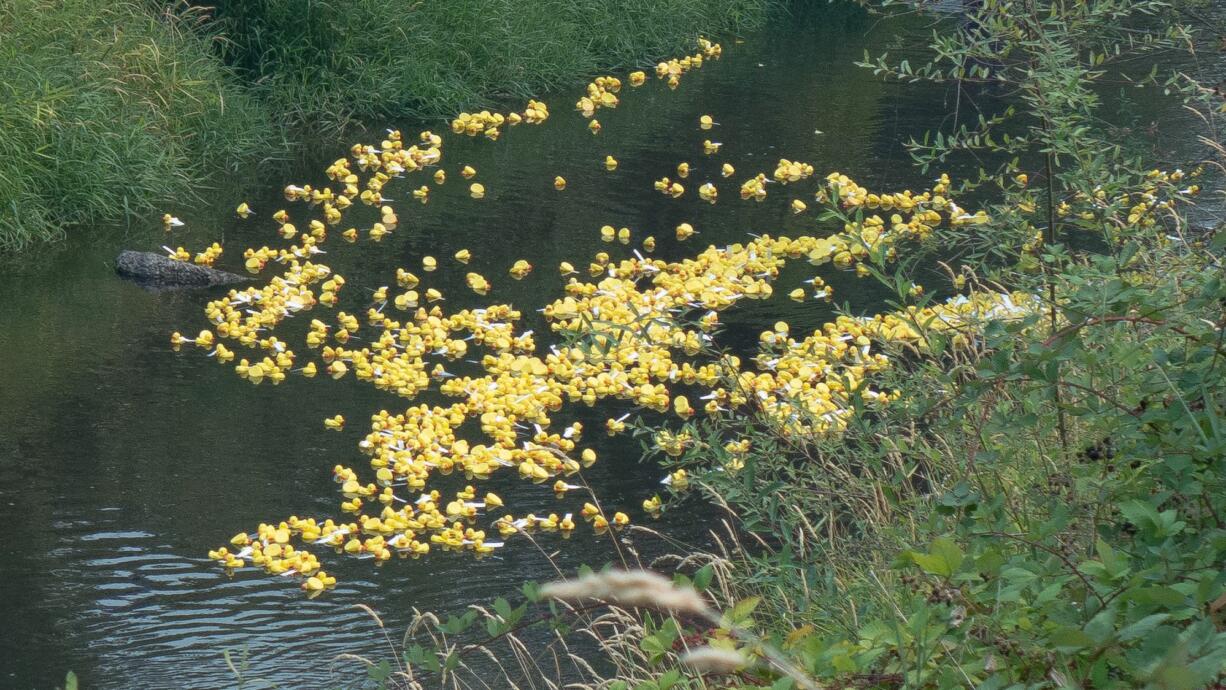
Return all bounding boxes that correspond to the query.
[0,0,778,253]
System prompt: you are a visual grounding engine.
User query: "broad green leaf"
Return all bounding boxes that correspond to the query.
[692,563,714,591]
[911,537,964,577]
[1049,627,1094,652]
[727,596,761,626]
[1117,613,1171,642]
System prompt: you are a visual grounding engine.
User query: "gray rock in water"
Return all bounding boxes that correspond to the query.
[115,250,251,288]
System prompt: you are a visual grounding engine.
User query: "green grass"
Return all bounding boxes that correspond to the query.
[205,0,778,130]
[0,0,280,253]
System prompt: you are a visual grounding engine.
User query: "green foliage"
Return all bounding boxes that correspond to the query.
[0,0,280,252]
[204,0,778,131]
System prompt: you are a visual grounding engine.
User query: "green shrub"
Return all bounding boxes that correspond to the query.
[0,0,279,252]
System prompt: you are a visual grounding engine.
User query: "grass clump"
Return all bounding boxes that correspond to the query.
[0,0,280,253]
[204,0,778,130]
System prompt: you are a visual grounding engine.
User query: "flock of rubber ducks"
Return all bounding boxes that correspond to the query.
[169,37,1041,595]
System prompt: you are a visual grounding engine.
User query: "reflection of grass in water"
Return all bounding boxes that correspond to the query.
[207,0,779,131]
[0,0,281,253]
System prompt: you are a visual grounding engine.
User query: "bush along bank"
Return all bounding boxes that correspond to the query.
[0,0,779,253]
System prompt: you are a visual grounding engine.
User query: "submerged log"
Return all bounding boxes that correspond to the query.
[115,250,250,288]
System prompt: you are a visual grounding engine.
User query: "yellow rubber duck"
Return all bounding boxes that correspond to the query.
[605,155,618,171]
[509,260,532,279]
[465,272,491,296]
[396,269,419,288]
[454,249,472,264]
[554,176,567,191]
[673,395,694,419]
[581,448,597,466]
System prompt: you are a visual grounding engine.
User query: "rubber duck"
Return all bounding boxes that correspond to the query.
[509,260,532,279]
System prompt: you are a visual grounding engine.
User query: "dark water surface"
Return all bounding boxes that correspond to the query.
[0,7,1212,689]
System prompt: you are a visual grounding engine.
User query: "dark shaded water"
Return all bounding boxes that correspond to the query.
[0,7,1214,689]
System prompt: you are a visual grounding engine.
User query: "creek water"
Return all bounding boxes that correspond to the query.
[0,6,1211,689]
